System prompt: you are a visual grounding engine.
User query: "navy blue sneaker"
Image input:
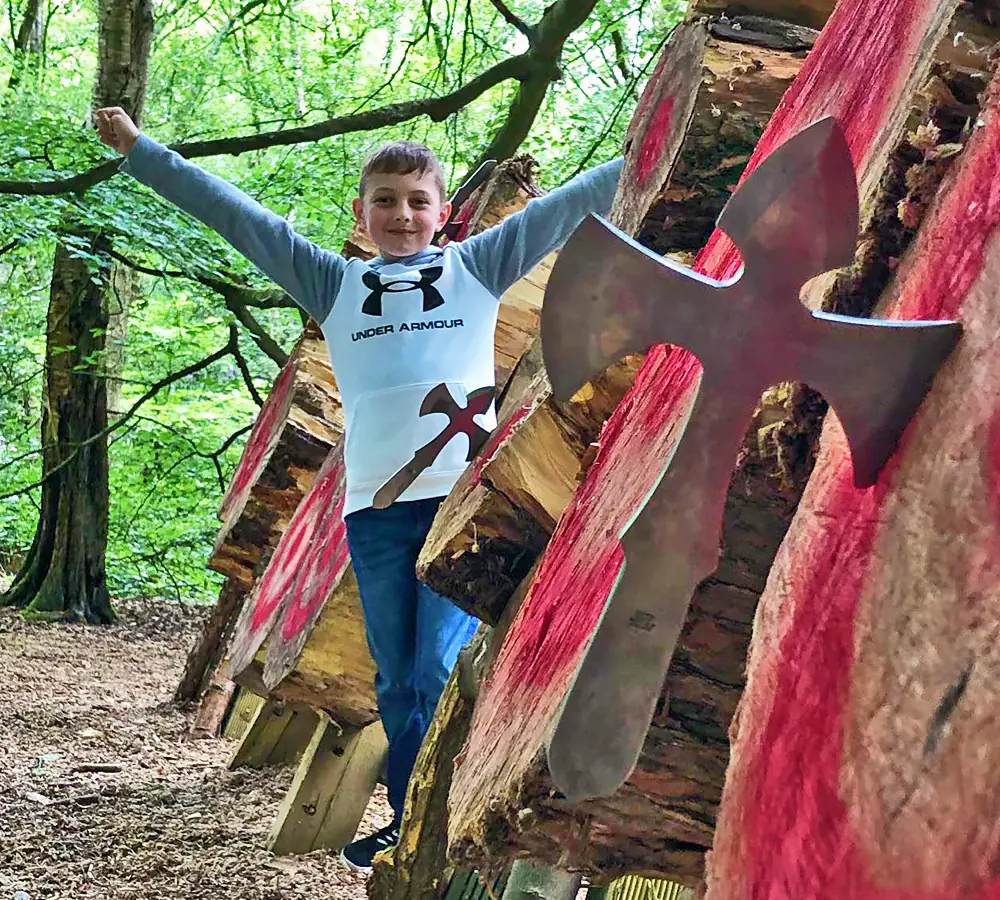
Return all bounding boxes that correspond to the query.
[339,822,400,873]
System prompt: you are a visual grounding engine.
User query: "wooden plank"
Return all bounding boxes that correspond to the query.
[222,686,264,742]
[228,697,296,769]
[267,717,388,855]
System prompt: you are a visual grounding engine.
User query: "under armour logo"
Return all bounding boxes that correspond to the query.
[361,266,445,317]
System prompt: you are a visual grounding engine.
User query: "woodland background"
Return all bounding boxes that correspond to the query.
[0,0,682,609]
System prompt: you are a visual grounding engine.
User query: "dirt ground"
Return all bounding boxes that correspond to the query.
[0,596,392,900]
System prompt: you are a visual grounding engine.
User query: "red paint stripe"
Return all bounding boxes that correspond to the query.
[247,449,343,634]
[279,513,350,640]
[636,97,675,185]
[471,398,533,484]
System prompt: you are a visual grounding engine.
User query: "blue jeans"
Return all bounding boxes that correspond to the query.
[345,497,478,821]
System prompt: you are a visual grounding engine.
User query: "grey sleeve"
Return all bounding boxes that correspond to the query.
[455,157,623,298]
[121,134,345,323]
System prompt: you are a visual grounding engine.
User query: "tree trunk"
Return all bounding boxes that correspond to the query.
[705,56,1000,900]
[446,0,977,884]
[2,0,153,622]
[3,237,113,622]
[8,0,44,92]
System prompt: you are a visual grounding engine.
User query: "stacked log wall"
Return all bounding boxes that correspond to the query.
[445,0,993,885]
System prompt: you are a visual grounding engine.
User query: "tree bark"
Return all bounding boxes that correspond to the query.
[446,0,974,884]
[8,0,44,92]
[3,237,114,622]
[2,0,153,622]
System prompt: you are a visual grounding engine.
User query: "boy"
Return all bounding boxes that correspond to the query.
[95,106,622,871]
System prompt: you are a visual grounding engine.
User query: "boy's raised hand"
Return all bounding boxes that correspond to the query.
[94,107,139,155]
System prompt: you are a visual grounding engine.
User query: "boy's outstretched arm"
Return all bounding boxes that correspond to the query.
[95,107,345,324]
[454,156,624,298]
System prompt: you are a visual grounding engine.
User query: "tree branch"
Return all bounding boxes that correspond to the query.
[487,0,533,39]
[210,0,268,55]
[106,248,297,311]
[460,0,601,181]
[223,299,288,368]
[0,54,534,196]
[0,325,242,500]
[229,334,267,405]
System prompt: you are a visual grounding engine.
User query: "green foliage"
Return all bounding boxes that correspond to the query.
[0,0,686,603]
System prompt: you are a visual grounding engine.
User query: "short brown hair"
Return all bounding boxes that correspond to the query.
[359,140,447,201]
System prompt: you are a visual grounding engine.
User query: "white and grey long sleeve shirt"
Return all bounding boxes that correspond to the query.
[123,137,622,516]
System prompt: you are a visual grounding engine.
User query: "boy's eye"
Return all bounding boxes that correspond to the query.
[374,196,393,205]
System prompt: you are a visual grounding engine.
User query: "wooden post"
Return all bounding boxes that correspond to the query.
[267,717,388,855]
[221,686,264,742]
[500,861,581,900]
[228,698,317,769]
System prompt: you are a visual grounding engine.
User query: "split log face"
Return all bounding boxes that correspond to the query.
[209,322,342,590]
[447,0,968,884]
[706,71,1000,900]
[418,357,642,625]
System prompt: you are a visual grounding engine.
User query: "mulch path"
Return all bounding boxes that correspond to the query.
[0,596,391,900]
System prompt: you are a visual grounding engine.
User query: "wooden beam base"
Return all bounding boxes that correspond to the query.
[267,717,388,856]
[228,697,318,769]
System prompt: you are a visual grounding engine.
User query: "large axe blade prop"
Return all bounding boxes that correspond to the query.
[373,384,494,509]
[541,116,962,802]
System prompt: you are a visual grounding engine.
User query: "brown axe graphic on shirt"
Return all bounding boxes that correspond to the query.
[373,384,495,509]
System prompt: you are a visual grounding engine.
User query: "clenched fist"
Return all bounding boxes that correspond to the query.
[94,107,139,155]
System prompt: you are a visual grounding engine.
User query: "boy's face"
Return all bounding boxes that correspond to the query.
[354,169,451,259]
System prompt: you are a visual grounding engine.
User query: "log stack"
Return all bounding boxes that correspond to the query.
[441,0,998,887]
[705,55,1000,900]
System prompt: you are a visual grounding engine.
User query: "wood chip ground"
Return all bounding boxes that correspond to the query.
[0,596,392,899]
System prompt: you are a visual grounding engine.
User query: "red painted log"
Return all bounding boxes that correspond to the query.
[705,69,1000,900]
[447,0,966,884]
[264,443,351,689]
[228,444,346,678]
[209,322,343,590]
